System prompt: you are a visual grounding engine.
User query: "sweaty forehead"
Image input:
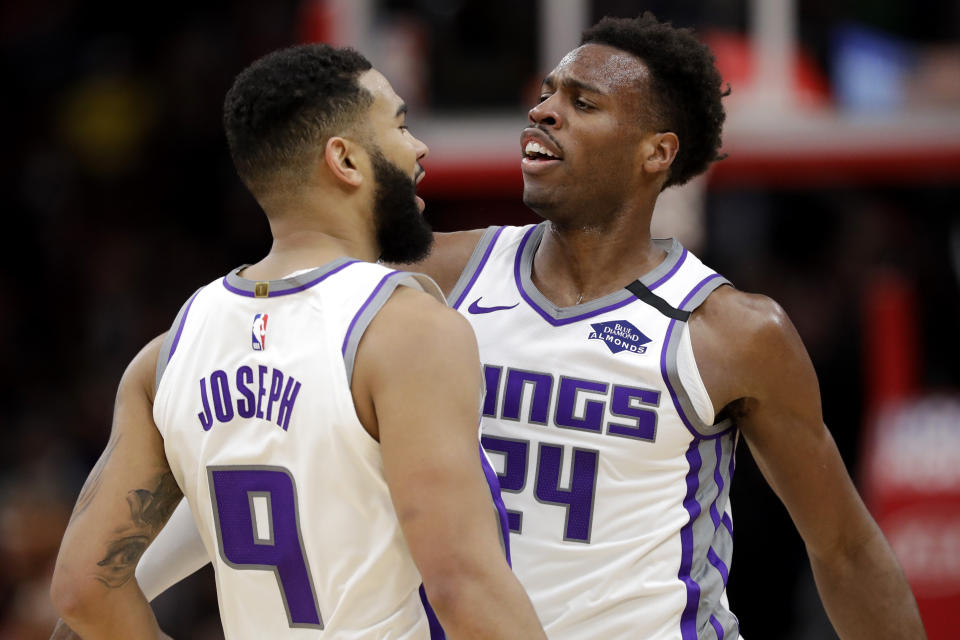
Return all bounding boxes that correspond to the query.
[549,43,649,94]
[358,69,403,117]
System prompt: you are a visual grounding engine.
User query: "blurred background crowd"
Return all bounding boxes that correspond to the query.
[2,1,959,638]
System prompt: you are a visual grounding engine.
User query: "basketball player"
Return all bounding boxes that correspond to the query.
[420,16,925,638]
[100,13,927,640]
[48,44,545,639]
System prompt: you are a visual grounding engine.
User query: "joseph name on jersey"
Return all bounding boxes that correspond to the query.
[153,259,452,639]
[450,224,740,640]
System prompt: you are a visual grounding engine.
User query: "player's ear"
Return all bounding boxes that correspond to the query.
[324,136,365,187]
[642,131,679,176]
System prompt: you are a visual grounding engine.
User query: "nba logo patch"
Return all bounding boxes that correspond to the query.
[251,313,268,351]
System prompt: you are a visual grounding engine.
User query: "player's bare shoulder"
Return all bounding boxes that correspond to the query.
[371,284,476,348]
[351,284,479,393]
[351,282,481,441]
[689,284,814,413]
[393,229,486,296]
[123,333,169,403]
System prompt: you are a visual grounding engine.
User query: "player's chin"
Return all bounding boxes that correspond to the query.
[522,184,559,212]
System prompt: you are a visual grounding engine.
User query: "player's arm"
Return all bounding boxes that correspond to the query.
[352,287,545,639]
[692,287,926,640]
[388,229,485,296]
[49,335,181,639]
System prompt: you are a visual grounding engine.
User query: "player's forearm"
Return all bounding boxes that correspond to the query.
[424,565,546,639]
[809,528,926,640]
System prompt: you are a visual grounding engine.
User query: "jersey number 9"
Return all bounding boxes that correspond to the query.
[209,466,324,629]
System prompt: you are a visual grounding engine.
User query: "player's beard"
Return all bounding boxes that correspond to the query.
[370,150,433,264]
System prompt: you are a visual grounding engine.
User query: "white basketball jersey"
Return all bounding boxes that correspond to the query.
[449,224,740,639]
[153,258,452,639]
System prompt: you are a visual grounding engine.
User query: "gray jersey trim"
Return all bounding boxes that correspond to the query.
[223,257,360,298]
[680,436,739,639]
[517,223,686,323]
[448,226,505,309]
[156,286,204,391]
[661,274,733,438]
[678,275,730,314]
[666,273,739,637]
[341,271,441,386]
[663,327,733,438]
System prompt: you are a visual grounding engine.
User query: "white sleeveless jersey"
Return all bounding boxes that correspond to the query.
[153,258,456,639]
[449,224,740,640]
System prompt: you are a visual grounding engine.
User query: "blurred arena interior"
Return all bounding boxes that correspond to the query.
[2,1,960,638]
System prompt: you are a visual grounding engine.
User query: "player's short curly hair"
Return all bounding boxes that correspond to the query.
[582,13,728,188]
[223,44,373,195]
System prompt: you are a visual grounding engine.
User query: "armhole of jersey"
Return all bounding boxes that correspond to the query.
[675,324,716,426]
[341,270,446,387]
[447,225,504,310]
[156,286,204,391]
[662,276,734,438]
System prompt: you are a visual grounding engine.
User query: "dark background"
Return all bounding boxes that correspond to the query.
[2,1,959,638]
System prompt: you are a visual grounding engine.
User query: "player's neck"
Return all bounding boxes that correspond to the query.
[531,217,664,307]
[243,226,378,282]
[243,190,380,280]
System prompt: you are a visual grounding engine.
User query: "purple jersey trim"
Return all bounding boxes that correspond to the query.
[512,227,633,326]
[451,226,506,310]
[341,271,399,356]
[167,289,201,363]
[710,614,725,640]
[647,247,688,290]
[512,226,686,326]
[707,440,732,585]
[663,273,732,640]
[707,546,730,585]
[479,441,513,566]
[660,273,734,440]
[709,438,727,530]
[418,584,446,639]
[722,441,736,535]
[221,260,361,298]
[678,443,704,640]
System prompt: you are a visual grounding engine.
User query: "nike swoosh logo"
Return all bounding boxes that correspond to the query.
[467,297,520,314]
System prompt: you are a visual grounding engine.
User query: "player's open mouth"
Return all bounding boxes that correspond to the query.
[523,140,560,161]
[414,170,426,211]
[521,131,563,173]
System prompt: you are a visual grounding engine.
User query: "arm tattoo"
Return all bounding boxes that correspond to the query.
[94,471,182,589]
[69,432,122,524]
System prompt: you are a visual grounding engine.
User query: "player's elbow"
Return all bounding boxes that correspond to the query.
[421,575,473,630]
[50,564,103,628]
[421,562,502,629]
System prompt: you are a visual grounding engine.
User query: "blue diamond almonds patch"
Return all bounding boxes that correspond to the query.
[588,320,652,355]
